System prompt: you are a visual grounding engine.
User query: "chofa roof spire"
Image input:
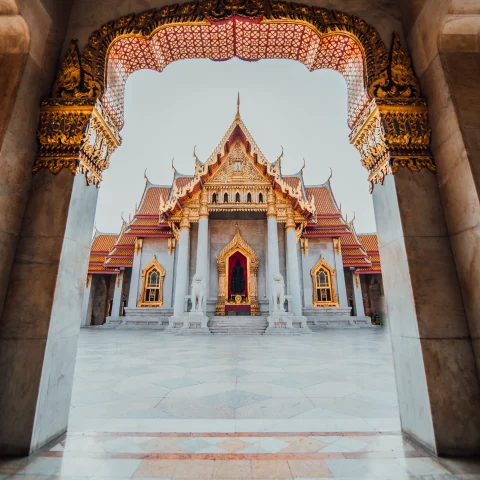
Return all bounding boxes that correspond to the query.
[235,92,241,121]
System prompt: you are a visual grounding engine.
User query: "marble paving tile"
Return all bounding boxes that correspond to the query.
[155,377,204,389]
[235,398,314,420]
[92,458,142,477]
[207,390,269,409]
[270,376,321,389]
[177,438,212,453]
[155,397,235,419]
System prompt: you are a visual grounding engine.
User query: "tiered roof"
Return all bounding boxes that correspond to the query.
[86,101,381,276]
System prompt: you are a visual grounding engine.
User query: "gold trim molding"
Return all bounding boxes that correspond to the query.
[310,255,339,308]
[137,256,166,307]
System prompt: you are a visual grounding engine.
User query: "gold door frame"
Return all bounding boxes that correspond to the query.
[216,230,259,316]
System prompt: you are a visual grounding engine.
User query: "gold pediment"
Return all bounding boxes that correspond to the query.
[206,143,268,185]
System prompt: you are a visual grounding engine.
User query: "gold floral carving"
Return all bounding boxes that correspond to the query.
[137,256,166,307]
[33,99,120,186]
[333,238,341,255]
[134,238,143,255]
[310,255,339,308]
[216,230,259,316]
[300,237,308,256]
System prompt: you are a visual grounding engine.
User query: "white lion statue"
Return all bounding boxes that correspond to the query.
[271,273,285,312]
[191,274,205,312]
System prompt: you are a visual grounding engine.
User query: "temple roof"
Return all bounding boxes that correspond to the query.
[356,233,382,274]
[88,231,119,274]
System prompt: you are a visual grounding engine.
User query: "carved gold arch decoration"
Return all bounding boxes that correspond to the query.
[138,256,166,307]
[216,230,259,316]
[310,255,339,308]
[36,0,434,191]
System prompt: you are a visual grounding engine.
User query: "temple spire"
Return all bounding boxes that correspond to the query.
[235,92,241,121]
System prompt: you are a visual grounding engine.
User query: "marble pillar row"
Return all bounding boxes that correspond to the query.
[372,168,480,456]
[351,271,365,317]
[0,169,98,455]
[80,274,92,326]
[285,211,302,316]
[267,191,281,289]
[194,192,209,312]
[333,239,349,308]
[109,270,124,318]
[128,239,142,307]
[173,211,190,316]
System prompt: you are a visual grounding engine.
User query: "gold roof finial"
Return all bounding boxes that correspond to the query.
[235,92,241,121]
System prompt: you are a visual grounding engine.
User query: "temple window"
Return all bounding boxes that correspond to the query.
[236,192,241,203]
[224,193,229,203]
[259,193,263,203]
[212,193,217,203]
[138,256,165,307]
[247,192,252,203]
[311,255,339,307]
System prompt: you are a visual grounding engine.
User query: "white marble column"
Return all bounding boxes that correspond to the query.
[267,190,280,279]
[128,238,142,307]
[173,210,190,316]
[109,270,124,318]
[351,271,365,316]
[285,210,302,316]
[332,238,349,308]
[194,192,209,312]
[81,274,93,326]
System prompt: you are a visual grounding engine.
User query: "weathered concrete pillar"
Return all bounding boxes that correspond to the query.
[173,210,190,316]
[333,238,348,308]
[285,209,302,316]
[350,271,365,317]
[373,168,480,456]
[81,274,93,326]
[109,270,124,318]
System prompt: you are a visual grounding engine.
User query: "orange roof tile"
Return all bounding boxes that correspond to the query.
[137,186,171,216]
[105,257,133,267]
[356,266,382,274]
[358,234,379,252]
[305,186,340,216]
[88,265,118,273]
[283,175,301,191]
[175,176,194,190]
[91,234,117,252]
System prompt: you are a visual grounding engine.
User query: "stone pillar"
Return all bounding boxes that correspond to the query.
[81,274,93,327]
[332,238,348,308]
[373,169,480,456]
[350,270,365,317]
[267,189,280,280]
[128,238,142,307]
[109,270,124,318]
[285,209,302,316]
[194,192,209,312]
[0,170,98,455]
[173,210,190,316]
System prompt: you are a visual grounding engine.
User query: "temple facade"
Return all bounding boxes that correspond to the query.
[82,105,385,333]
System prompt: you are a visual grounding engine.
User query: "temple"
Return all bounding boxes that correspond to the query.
[82,101,385,333]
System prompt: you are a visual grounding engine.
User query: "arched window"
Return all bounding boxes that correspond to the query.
[247,192,252,203]
[235,192,241,203]
[212,193,217,203]
[138,256,165,307]
[315,268,332,303]
[258,193,263,203]
[224,192,229,203]
[145,269,161,303]
[311,255,339,307]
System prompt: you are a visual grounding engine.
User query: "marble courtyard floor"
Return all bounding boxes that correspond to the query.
[2,328,479,479]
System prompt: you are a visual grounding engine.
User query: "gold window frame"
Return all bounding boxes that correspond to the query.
[311,255,339,307]
[138,256,166,307]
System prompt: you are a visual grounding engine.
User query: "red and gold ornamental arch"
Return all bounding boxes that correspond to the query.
[34,0,435,191]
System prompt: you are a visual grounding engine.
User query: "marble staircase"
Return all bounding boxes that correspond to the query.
[208,316,268,335]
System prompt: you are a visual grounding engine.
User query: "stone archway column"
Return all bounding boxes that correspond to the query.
[172,210,190,316]
[193,192,209,312]
[109,270,125,318]
[352,92,480,454]
[266,190,281,312]
[0,98,120,456]
[350,271,365,317]
[285,208,302,316]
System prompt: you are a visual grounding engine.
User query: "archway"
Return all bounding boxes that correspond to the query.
[1,0,479,458]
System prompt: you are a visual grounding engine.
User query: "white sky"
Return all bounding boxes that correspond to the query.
[95,58,376,234]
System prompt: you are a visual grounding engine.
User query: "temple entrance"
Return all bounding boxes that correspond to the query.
[2,0,479,461]
[216,230,259,316]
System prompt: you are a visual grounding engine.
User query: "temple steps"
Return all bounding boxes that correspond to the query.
[208,316,268,335]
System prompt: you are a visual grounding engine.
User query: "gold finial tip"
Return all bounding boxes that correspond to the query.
[235,92,241,120]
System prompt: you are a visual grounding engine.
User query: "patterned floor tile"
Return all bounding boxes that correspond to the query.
[177,438,212,453]
[207,390,269,408]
